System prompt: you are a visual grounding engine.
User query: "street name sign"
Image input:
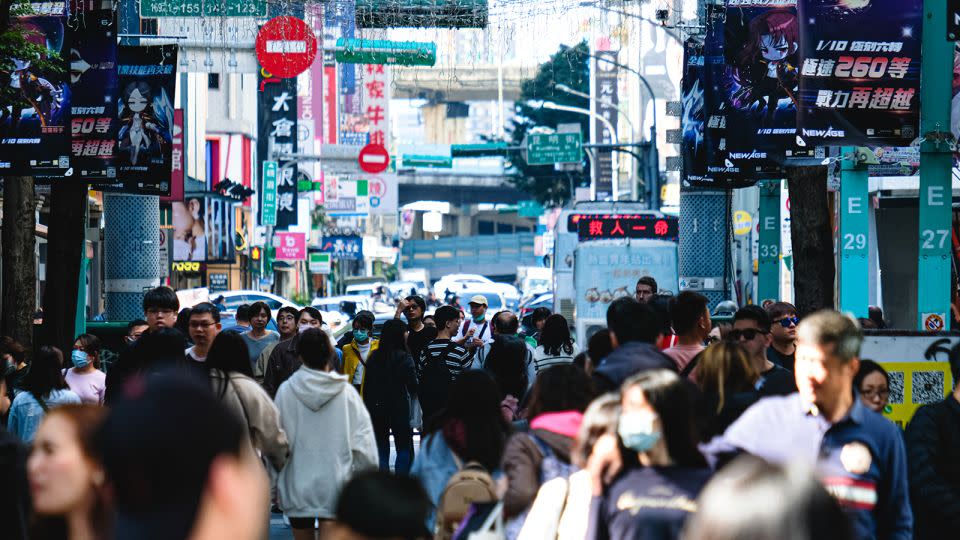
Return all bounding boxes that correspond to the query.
[140,0,266,17]
[526,132,583,165]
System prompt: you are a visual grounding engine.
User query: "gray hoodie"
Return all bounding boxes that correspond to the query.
[274,366,378,518]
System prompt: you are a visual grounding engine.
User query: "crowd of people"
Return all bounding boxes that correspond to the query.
[0,278,958,540]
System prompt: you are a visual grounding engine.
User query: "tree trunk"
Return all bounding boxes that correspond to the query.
[786,166,835,316]
[41,182,87,354]
[1,176,37,355]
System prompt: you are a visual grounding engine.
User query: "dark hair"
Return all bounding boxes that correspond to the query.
[247,301,271,322]
[373,319,407,361]
[277,306,299,321]
[75,334,103,368]
[234,304,251,323]
[353,310,376,330]
[426,370,509,471]
[0,336,26,365]
[142,286,179,313]
[622,369,706,468]
[571,393,620,468]
[207,332,254,393]
[134,328,188,372]
[606,297,661,344]
[422,315,435,324]
[298,306,323,324]
[493,311,519,335]
[24,346,68,401]
[336,470,431,540]
[484,335,529,399]
[682,455,852,540]
[531,307,552,324]
[127,319,148,333]
[636,276,658,292]
[669,291,710,336]
[175,308,192,336]
[765,301,797,322]
[526,364,595,420]
[733,305,772,333]
[297,328,335,370]
[587,329,614,365]
[867,306,885,329]
[853,360,888,392]
[540,314,574,356]
[190,302,221,324]
[406,295,427,311]
[433,305,461,330]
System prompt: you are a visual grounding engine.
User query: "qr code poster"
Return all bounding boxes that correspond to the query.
[877,362,953,429]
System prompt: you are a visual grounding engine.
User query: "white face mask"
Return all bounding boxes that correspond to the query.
[298,323,313,333]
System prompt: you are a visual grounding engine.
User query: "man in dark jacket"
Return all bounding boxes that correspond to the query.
[592,297,677,393]
[905,381,960,539]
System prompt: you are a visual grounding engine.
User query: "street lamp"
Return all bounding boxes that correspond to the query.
[577,1,685,44]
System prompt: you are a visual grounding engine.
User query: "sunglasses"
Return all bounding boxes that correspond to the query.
[727,328,767,341]
[775,316,800,328]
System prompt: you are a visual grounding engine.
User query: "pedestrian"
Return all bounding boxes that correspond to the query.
[726,306,796,395]
[410,369,510,532]
[634,276,657,304]
[8,347,81,442]
[694,342,760,441]
[705,311,912,540]
[222,304,252,335]
[483,335,530,422]
[123,319,148,347]
[681,455,852,540]
[664,292,711,374]
[764,301,798,372]
[423,315,437,328]
[398,295,438,362]
[240,301,279,374]
[329,471,432,540]
[526,307,552,347]
[586,329,614,371]
[186,302,222,363]
[254,306,298,384]
[342,311,378,396]
[63,334,107,405]
[275,328,378,540]
[904,372,960,540]
[206,332,289,473]
[416,305,472,423]
[363,319,417,474]
[502,364,594,535]
[0,376,29,540]
[474,311,530,369]
[3,336,29,399]
[262,307,327,398]
[532,314,580,374]
[175,308,193,343]
[592,298,676,394]
[590,369,712,540]
[27,404,111,540]
[96,373,271,540]
[457,295,495,354]
[853,360,890,414]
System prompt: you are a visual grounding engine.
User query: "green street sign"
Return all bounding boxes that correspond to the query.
[451,143,508,157]
[518,200,545,217]
[335,38,437,67]
[261,161,278,226]
[140,0,266,17]
[309,253,332,274]
[526,132,583,165]
[356,0,488,29]
[401,154,453,168]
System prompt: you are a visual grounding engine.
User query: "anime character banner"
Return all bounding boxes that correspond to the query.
[115,45,176,195]
[70,9,117,181]
[0,12,71,175]
[797,0,922,147]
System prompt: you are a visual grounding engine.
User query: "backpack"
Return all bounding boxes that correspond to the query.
[437,454,499,540]
[419,341,456,419]
[504,436,578,540]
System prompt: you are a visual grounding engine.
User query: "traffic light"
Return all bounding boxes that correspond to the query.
[251,246,262,261]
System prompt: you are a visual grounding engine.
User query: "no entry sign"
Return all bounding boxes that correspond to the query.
[358,144,390,174]
[255,16,317,78]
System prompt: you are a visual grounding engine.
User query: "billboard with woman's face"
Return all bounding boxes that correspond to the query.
[172,195,235,263]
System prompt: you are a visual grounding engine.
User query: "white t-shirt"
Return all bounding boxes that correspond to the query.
[456,318,494,345]
[353,341,372,385]
[185,346,207,363]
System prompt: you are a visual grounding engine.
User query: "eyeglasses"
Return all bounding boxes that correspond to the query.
[775,316,800,328]
[861,388,890,400]
[189,321,218,329]
[727,328,768,341]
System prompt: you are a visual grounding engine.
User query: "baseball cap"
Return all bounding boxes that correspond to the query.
[469,294,488,306]
[96,370,244,540]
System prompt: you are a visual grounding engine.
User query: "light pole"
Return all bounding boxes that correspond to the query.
[577,1,685,44]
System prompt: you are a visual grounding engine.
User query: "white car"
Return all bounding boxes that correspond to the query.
[458,288,508,321]
[435,274,519,303]
[218,290,345,331]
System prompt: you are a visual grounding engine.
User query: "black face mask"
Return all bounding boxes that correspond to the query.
[3,358,15,376]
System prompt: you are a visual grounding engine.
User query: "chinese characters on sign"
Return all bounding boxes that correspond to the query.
[363,63,391,153]
[275,232,307,261]
[592,49,618,200]
[71,9,118,182]
[574,214,680,242]
[258,73,298,229]
[319,235,363,260]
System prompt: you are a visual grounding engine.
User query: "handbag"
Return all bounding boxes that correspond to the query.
[410,394,423,431]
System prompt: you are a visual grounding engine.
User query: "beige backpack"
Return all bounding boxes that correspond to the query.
[436,456,499,540]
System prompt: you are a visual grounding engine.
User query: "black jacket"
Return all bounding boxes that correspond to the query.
[904,396,960,540]
[363,349,417,421]
[592,341,677,394]
[0,427,29,540]
[262,336,301,399]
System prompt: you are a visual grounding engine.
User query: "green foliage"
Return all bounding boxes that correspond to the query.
[498,41,592,207]
[0,0,66,113]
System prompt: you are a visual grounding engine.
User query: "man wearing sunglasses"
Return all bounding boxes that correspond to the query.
[765,302,799,372]
[731,306,796,396]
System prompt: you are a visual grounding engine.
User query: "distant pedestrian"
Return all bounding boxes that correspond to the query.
[186,303,222,363]
[586,329,614,371]
[342,311,378,397]
[3,336,30,399]
[363,319,417,473]
[853,360,889,414]
[8,347,81,442]
[123,319,149,347]
[240,301,279,374]
[457,295,495,353]
[222,304,252,335]
[694,342,760,441]
[64,334,107,405]
[483,335,530,422]
[728,306,796,395]
[634,276,657,304]
[592,298,676,394]
[532,314,580,374]
[262,307,331,398]
[764,301,798,372]
[664,292,711,374]
[254,306,298,384]
[416,306,472,423]
[527,307,552,347]
[398,296,437,362]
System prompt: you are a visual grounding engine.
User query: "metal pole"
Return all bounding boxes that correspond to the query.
[540,101,619,200]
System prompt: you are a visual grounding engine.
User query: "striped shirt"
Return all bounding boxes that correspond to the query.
[532,342,581,373]
[417,339,472,382]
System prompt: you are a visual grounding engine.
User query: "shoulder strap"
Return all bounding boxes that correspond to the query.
[680,352,701,379]
[479,322,489,339]
[462,320,471,335]
[228,376,255,441]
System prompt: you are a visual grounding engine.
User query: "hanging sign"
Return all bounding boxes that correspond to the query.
[257,73,298,229]
[256,16,318,79]
[70,9,117,181]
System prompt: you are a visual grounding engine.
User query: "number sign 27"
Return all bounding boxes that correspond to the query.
[921,229,950,251]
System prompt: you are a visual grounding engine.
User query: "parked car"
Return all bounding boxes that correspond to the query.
[217,290,300,317]
[434,274,520,310]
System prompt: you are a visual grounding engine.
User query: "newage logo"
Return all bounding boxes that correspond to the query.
[802,128,845,138]
[728,151,767,160]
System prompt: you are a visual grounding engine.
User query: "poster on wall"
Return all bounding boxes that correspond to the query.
[70,9,117,181]
[115,45,177,195]
[172,195,236,263]
[0,8,71,175]
[797,0,922,147]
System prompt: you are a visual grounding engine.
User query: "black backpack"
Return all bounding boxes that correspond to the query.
[419,342,456,420]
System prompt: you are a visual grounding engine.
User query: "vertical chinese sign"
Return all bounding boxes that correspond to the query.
[363,63,390,151]
[257,74,298,229]
[592,49,618,200]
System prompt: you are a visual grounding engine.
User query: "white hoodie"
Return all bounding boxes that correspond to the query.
[275,366,378,518]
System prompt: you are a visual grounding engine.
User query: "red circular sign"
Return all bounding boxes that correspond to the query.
[255,16,317,79]
[358,144,390,174]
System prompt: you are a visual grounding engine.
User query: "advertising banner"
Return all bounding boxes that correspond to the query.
[319,235,363,260]
[257,74,298,229]
[70,9,117,181]
[161,109,184,202]
[116,45,177,195]
[172,195,236,263]
[797,0,922,147]
[275,232,307,260]
[0,8,70,175]
[592,49,618,200]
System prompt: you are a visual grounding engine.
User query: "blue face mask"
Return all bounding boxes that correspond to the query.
[618,411,661,453]
[473,313,485,323]
[354,330,369,342]
[71,349,90,369]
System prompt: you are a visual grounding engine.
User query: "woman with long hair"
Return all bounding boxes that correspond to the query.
[484,335,530,421]
[63,335,106,405]
[8,347,80,442]
[591,369,712,540]
[532,315,580,374]
[28,405,111,540]
[695,342,761,441]
[363,319,417,474]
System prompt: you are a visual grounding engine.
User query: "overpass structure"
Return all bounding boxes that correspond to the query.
[397,169,523,205]
[392,64,532,102]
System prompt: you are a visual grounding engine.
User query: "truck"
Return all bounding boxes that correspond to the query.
[398,268,431,292]
[517,266,552,299]
[553,202,679,344]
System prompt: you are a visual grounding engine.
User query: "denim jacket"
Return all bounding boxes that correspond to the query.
[7,389,81,442]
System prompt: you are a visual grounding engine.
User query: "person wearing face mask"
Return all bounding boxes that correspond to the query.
[63,334,107,405]
[341,311,378,396]
[263,307,342,398]
[456,295,495,353]
[588,369,711,540]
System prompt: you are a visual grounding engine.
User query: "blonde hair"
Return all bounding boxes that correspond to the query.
[697,342,759,414]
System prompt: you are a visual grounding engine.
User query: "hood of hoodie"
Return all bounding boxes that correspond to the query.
[286,366,348,411]
[596,341,676,383]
